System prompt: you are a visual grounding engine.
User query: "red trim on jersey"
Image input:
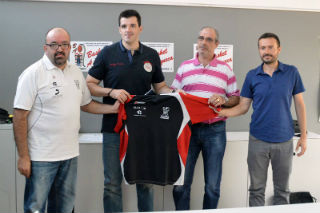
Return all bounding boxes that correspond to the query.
[115,97,133,162]
[119,128,129,162]
[177,125,191,166]
[114,95,135,133]
[114,103,125,133]
[179,93,219,124]
[114,93,220,185]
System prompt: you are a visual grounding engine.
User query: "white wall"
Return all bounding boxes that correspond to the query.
[28,0,320,12]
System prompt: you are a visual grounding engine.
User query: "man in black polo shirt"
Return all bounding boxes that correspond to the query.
[86,9,172,213]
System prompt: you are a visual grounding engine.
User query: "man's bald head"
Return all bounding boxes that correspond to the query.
[44,27,71,70]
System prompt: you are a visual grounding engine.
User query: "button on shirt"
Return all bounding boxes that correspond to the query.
[240,62,305,143]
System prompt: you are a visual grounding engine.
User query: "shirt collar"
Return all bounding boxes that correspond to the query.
[193,53,218,67]
[256,61,285,75]
[119,40,143,54]
[42,54,70,71]
[278,61,285,71]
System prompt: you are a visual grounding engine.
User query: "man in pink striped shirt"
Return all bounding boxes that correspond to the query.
[171,26,240,210]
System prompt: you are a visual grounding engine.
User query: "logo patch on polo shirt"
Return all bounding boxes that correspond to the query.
[144,61,152,72]
[74,80,80,89]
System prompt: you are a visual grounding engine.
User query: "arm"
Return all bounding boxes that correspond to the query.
[217,96,252,117]
[86,74,109,97]
[13,108,31,178]
[81,100,119,114]
[153,81,173,94]
[293,93,307,157]
[208,95,240,108]
[86,74,130,104]
[224,96,240,107]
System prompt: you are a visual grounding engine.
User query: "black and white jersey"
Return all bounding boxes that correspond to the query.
[114,93,219,185]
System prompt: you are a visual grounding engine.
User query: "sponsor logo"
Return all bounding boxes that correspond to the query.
[133,106,147,117]
[134,101,146,105]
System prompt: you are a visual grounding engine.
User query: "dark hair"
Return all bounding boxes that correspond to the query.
[118,9,141,26]
[258,32,280,47]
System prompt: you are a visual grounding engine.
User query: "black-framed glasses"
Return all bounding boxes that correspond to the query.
[46,43,70,50]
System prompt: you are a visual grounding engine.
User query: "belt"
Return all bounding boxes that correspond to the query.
[192,120,224,127]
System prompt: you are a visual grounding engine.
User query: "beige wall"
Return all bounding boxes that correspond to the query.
[27,0,320,12]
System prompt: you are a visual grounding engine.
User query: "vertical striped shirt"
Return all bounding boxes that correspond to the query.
[171,54,240,123]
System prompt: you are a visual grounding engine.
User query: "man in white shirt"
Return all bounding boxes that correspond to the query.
[13,27,118,213]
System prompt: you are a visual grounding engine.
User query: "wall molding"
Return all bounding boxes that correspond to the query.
[24,0,320,12]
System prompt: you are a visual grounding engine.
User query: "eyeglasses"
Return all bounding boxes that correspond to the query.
[46,43,70,50]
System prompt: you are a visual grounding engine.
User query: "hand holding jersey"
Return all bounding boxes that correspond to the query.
[109,89,132,104]
[114,93,220,186]
[171,27,240,210]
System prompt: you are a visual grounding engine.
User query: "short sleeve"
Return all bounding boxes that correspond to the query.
[226,66,240,97]
[171,64,184,89]
[13,69,38,110]
[292,67,305,95]
[151,50,165,84]
[240,71,253,99]
[80,73,92,106]
[88,46,108,80]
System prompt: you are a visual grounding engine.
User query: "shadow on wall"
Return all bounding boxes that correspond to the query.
[318,37,320,123]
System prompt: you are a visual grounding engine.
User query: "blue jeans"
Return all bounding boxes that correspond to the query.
[24,157,78,213]
[102,132,153,212]
[173,121,226,210]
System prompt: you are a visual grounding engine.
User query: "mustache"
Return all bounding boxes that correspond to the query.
[54,52,65,57]
[198,45,208,49]
[263,54,273,57]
